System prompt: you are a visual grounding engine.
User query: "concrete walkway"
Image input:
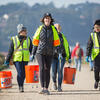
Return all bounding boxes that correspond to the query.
[0,63,100,100]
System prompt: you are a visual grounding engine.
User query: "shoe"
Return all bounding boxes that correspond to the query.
[58,85,62,92]
[44,90,50,95]
[19,86,24,92]
[94,81,98,89]
[53,83,57,90]
[39,89,45,94]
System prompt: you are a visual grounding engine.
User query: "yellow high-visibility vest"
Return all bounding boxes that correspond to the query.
[12,35,30,62]
[91,32,100,60]
[62,33,70,61]
[32,25,60,47]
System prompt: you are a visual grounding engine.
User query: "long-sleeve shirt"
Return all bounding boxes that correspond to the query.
[71,46,84,58]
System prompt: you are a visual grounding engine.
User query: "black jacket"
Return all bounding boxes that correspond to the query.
[86,32,100,67]
[32,25,54,56]
[6,35,33,62]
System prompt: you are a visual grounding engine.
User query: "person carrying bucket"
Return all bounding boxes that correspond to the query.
[3,24,33,92]
[51,23,71,92]
[31,13,60,95]
[86,19,100,89]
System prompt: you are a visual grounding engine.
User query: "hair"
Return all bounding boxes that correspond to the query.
[54,23,61,32]
[76,42,80,46]
[40,17,54,25]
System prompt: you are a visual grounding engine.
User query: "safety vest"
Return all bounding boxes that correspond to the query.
[62,34,70,61]
[12,35,30,62]
[91,32,100,60]
[32,25,60,47]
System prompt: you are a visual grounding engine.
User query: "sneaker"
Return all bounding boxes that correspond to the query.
[44,90,50,95]
[58,85,62,92]
[53,83,57,90]
[94,81,98,89]
[39,89,45,94]
[19,86,24,92]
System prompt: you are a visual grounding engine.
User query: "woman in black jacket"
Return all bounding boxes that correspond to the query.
[31,13,60,95]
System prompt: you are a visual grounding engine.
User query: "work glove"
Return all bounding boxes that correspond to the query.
[68,59,71,64]
[85,56,89,62]
[58,53,63,60]
[30,55,34,62]
[3,61,9,67]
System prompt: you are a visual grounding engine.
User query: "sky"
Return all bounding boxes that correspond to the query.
[0,0,100,8]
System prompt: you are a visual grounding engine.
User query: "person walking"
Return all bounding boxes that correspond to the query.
[86,19,100,89]
[51,23,71,92]
[71,42,84,71]
[3,24,33,92]
[31,13,60,95]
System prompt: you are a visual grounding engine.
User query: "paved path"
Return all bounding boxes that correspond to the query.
[0,63,100,100]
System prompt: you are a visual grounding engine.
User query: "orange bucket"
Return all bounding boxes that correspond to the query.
[0,71,12,88]
[25,65,39,83]
[63,67,76,84]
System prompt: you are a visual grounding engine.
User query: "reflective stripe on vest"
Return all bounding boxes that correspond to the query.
[62,33,70,61]
[13,36,29,50]
[32,25,60,46]
[12,36,30,62]
[91,32,99,60]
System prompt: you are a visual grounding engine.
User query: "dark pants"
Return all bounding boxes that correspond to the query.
[94,56,100,82]
[14,61,28,87]
[94,67,100,82]
[36,54,52,88]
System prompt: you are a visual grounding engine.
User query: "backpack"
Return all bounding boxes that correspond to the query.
[75,47,82,58]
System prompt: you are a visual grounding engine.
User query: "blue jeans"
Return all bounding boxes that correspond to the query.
[14,61,28,87]
[74,57,81,71]
[52,57,66,86]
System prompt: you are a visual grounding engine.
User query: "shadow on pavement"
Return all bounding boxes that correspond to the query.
[50,90,100,95]
[1,89,100,96]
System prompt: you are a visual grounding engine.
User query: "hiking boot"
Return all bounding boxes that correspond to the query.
[58,85,62,92]
[94,81,98,89]
[19,86,24,92]
[39,89,45,94]
[44,90,50,95]
[53,83,57,90]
